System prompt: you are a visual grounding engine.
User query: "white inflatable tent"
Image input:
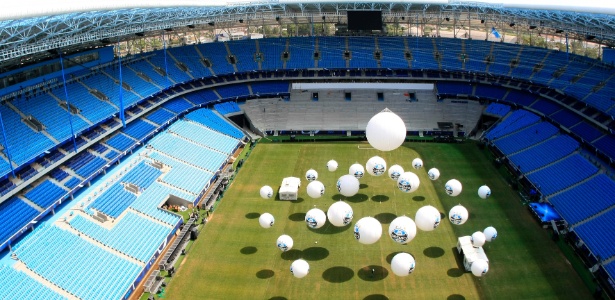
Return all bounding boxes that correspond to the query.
[456,236,489,271]
[279,177,301,200]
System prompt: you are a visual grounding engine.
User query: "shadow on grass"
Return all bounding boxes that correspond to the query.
[240,246,257,255]
[412,196,425,202]
[385,251,404,264]
[280,249,302,260]
[371,195,390,203]
[302,247,330,261]
[374,212,397,224]
[256,269,274,279]
[308,223,351,234]
[346,194,369,203]
[360,183,369,189]
[447,268,464,278]
[423,246,445,258]
[288,212,306,222]
[245,212,260,219]
[357,265,389,281]
[440,212,447,220]
[268,297,288,300]
[364,295,389,300]
[447,294,466,300]
[322,266,354,283]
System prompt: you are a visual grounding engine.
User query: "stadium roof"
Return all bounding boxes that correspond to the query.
[1,1,615,67]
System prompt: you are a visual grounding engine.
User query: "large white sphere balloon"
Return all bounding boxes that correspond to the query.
[276,235,294,252]
[478,185,492,199]
[327,201,354,227]
[365,109,407,151]
[390,252,416,277]
[388,164,404,181]
[336,175,360,197]
[427,168,440,181]
[305,169,318,182]
[445,179,463,197]
[415,205,441,232]
[412,158,423,170]
[483,226,498,242]
[258,213,275,229]
[353,217,383,245]
[327,160,338,172]
[366,156,387,176]
[290,259,310,278]
[448,205,469,225]
[306,181,325,199]
[260,185,274,199]
[471,259,489,277]
[471,231,486,247]
[349,163,365,179]
[397,172,420,193]
[388,216,417,244]
[305,208,327,229]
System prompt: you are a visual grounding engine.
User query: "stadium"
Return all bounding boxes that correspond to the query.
[0,0,614,299]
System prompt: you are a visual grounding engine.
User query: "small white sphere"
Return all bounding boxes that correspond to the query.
[388,216,417,244]
[427,168,440,181]
[349,163,365,179]
[366,156,387,176]
[388,164,404,181]
[353,217,383,245]
[445,179,463,196]
[415,205,441,232]
[390,252,416,277]
[483,226,498,242]
[478,185,492,199]
[412,158,423,170]
[305,208,327,229]
[305,169,318,182]
[365,109,407,152]
[397,172,420,193]
[306,181,325,199]
[471,231,486,247]
[260,185,274,199]
[448,205,469,225]
[258,213,275,229]
[276,235,294,252]
[327,201,354,227]
[471,259,489,277]
[327,160,338,172]
[336,175,360,197]
[290,259,310,278]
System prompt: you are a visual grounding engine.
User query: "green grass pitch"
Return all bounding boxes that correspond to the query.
[163,141,590,299]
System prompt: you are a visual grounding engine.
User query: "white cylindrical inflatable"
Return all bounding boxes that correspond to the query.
[353,217,383,245]
[415,205,441,231]
[327,201,354,227]
[397,172,420,193]
[290,259,310,278]
[276,235,294,252]
[390,252,416,277]
[478,185,491,199]
[388,164,404,181]
[388,216,417,244]
[365,109,407,151]
[260,185,274,199]
[327,160,338,172]
[412,158,423,170]
[336,175,360,197]
[349,163,365,179]
[445,179,462,196]
[258,213,275,229]
[427,168,440,181]
[483,226,498,242]
[306,181,325,199]
[366,156,387,176]
[471,259,489,277]
[448,205,469,225]
[471,231,486,248]
[305,169,318,182]
[305,208,327,229]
